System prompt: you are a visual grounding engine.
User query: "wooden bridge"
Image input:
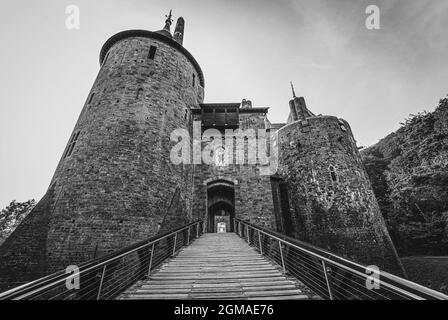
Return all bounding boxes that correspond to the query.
[0,219,446,300]
[119,233,316,300]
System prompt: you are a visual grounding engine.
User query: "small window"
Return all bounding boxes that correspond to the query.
[193,74,196,87]
[88,93,95,104]
[329,165,338,182]
[148,46,157,60]
[136,88,143,99]
[64,131,81,158]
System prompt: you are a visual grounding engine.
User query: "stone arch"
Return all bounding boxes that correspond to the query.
[203,176,238,186]
[205,178,236,233]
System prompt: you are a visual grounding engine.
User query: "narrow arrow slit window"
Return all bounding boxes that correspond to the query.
[64,131,81,158]
[148,46,157,60]
[329,165,338,182]
[88,93,95,104]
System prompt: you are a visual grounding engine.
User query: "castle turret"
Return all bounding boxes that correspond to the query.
[288,83,314,122]
[276,96,405,276]
[0,12,205,288]
[173,17,185,45]
[289,100,298,121]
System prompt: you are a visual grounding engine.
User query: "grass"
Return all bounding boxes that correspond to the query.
[401,256,448,295]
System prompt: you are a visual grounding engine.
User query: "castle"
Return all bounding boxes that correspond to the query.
[0,13,404,290]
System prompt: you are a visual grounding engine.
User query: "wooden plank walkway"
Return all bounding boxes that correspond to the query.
[119,233,318,300]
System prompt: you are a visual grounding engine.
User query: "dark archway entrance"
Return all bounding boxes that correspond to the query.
[206,180,235,233]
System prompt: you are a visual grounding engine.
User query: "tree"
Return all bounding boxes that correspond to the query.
[0,199,36,245]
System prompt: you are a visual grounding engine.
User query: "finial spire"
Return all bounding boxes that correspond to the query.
[163,10,173,31]
[290,81,297,98]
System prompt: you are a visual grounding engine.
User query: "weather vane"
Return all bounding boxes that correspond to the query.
[165,9,173,24]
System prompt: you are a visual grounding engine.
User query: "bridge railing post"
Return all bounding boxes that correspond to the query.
[278,240,286,274]
[147,242,155,277]
[258,230,263,255]
[187,226,190,245]
[96,264,107,300]
[172,233,178,257]
[321,261,334,300]
[196,223,199,239]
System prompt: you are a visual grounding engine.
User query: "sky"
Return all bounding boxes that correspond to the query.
[1,0,448,209]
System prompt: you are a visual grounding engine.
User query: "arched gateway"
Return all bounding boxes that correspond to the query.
[206,180,235,233]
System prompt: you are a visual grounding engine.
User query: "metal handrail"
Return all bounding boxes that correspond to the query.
[234,218,448,300]
[0,220,204,300]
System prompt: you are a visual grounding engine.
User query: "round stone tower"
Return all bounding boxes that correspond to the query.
[0,13,205,283]
[44,14,204,270]
[276,94,405,275]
